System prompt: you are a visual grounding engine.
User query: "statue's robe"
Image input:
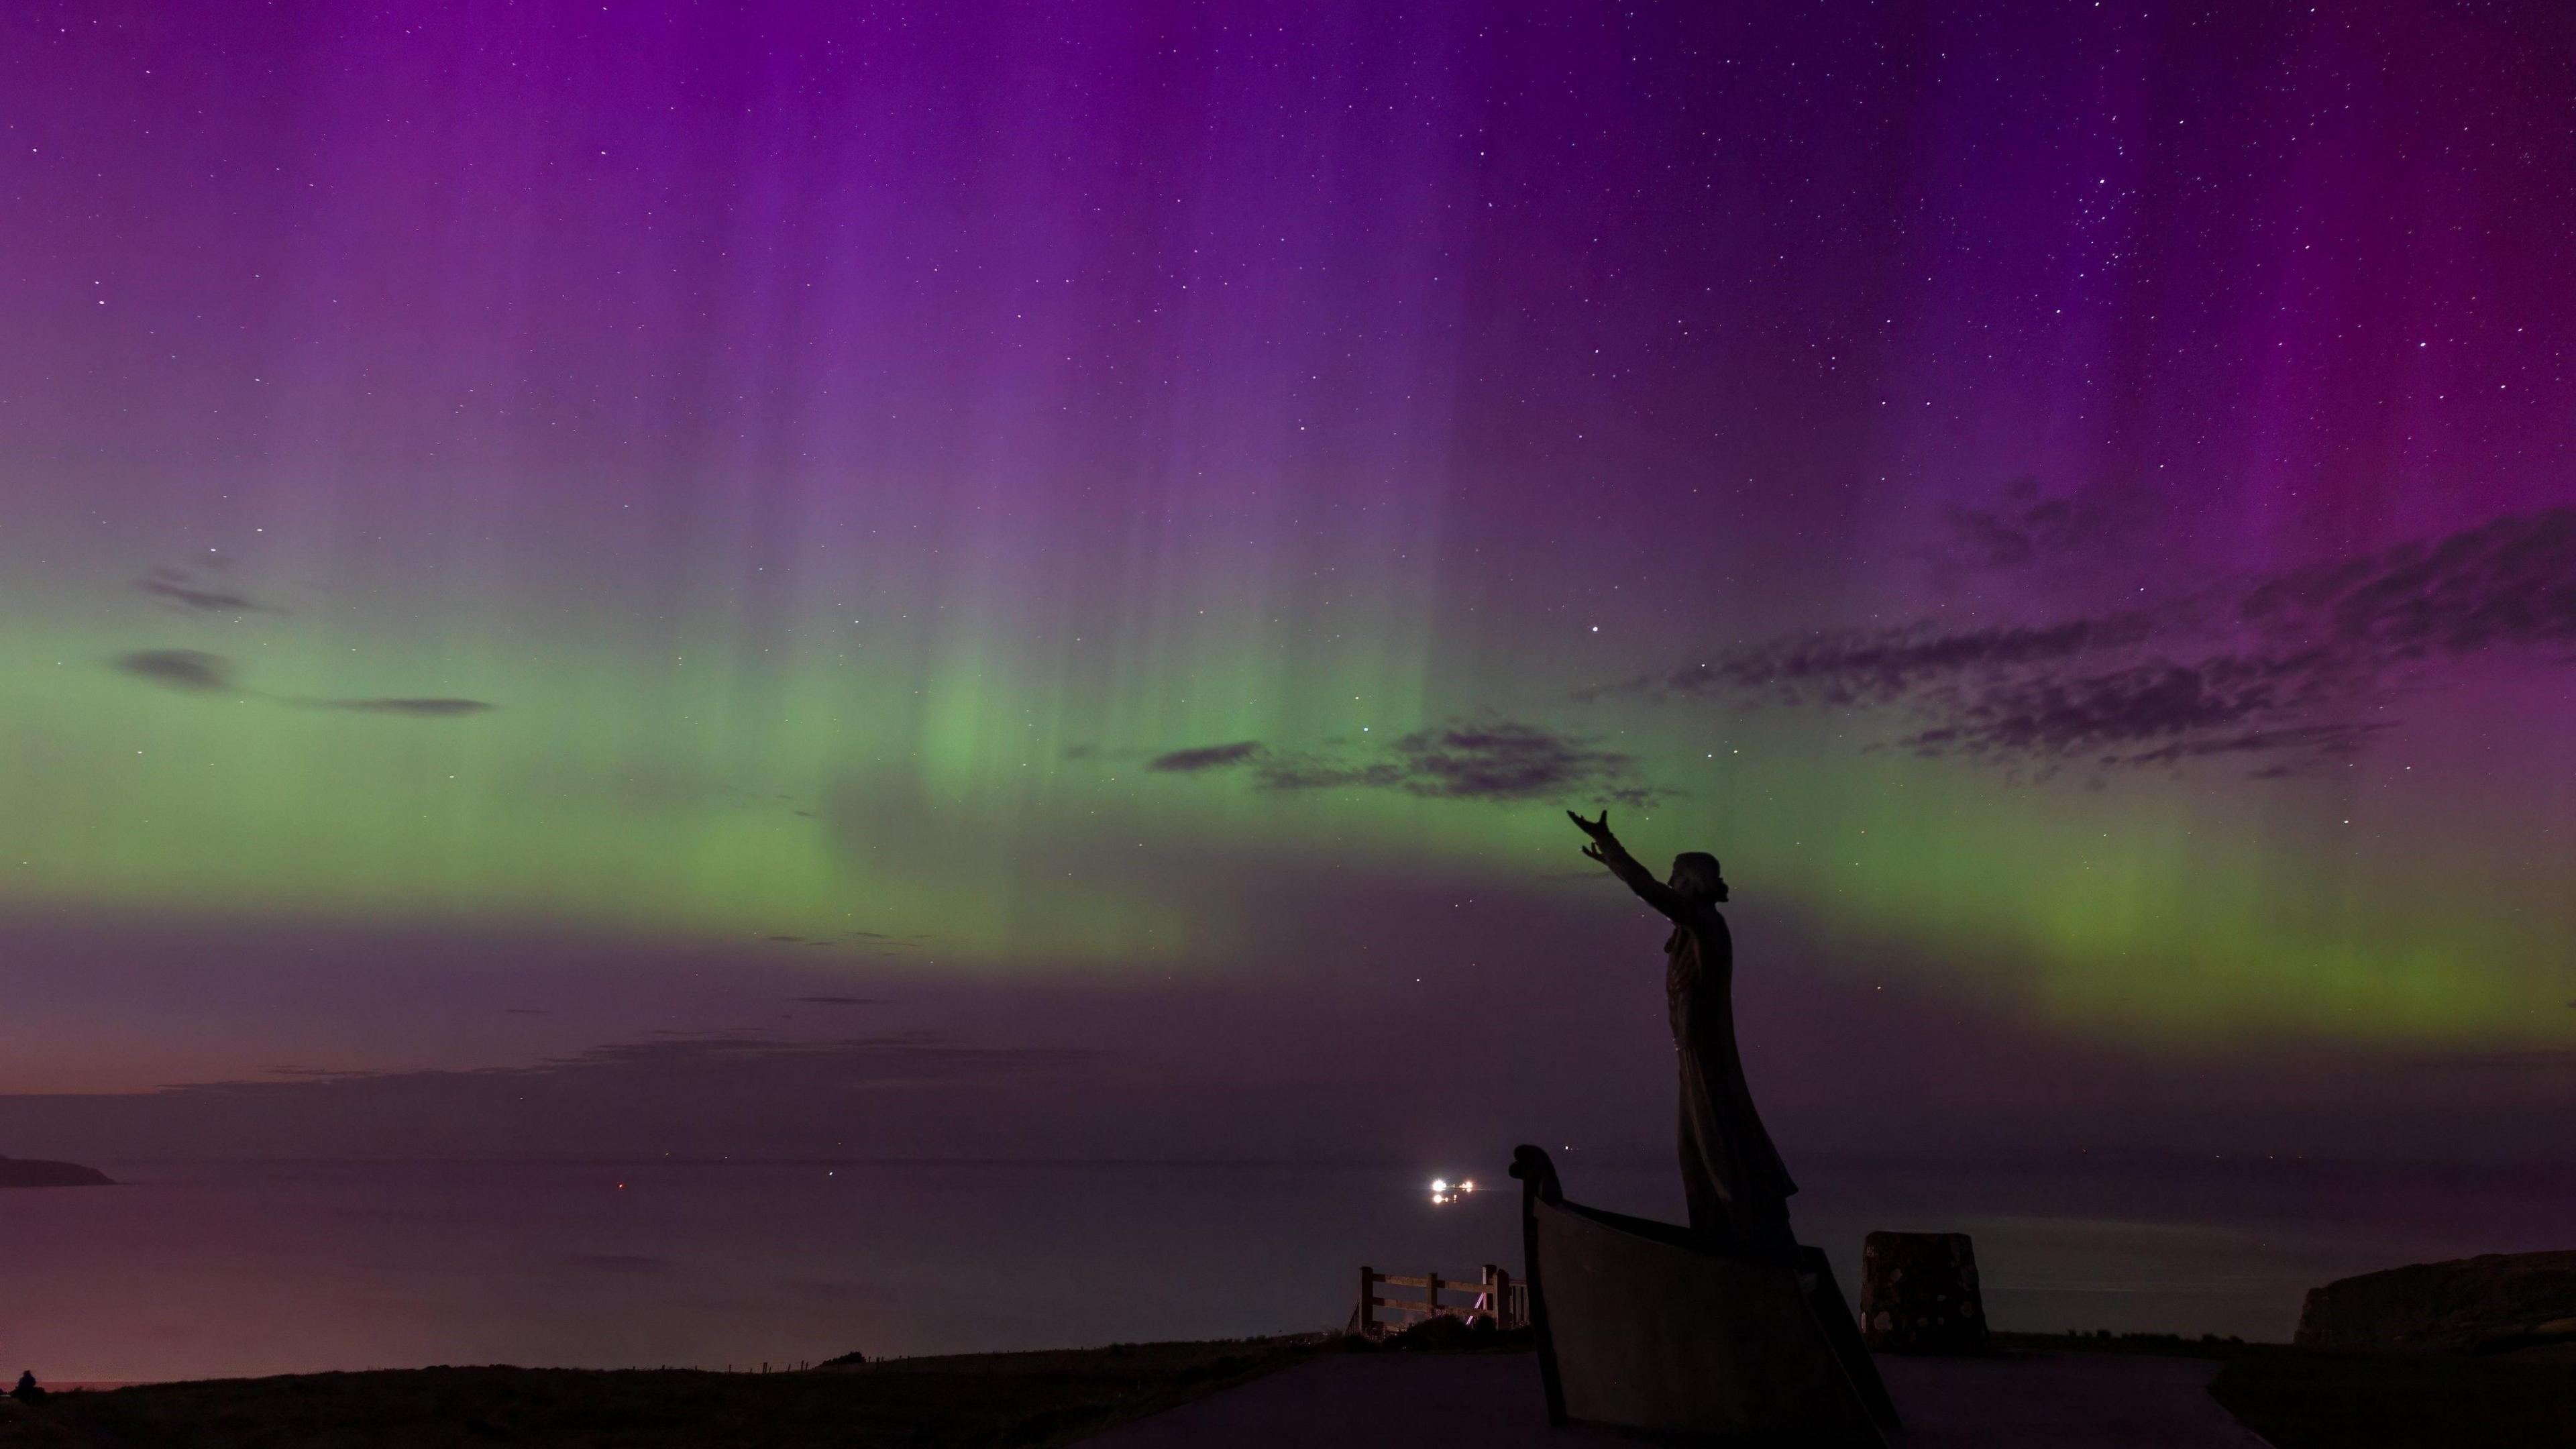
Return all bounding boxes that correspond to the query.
[1601,845,1798,1255]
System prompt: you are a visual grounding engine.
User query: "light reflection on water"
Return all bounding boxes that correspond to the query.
[1,1156,2560,1381]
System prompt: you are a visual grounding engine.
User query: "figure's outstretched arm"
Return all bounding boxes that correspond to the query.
[1567,810,1691,922]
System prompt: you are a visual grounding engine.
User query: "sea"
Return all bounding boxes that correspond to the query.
[3,1155,2563,1383]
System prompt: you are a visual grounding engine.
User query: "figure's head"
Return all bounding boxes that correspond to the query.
[1668,851,1727,903]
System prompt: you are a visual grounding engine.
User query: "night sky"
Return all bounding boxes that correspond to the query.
[3,1,2572,1179]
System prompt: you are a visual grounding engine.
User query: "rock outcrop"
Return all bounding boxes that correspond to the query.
[2296,1250,2576,1357]
[0,1155,113,1188]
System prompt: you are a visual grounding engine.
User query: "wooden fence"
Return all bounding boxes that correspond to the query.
[1350,1264,1526,1336]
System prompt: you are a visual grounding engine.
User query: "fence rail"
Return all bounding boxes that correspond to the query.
[1350,1263,1525,1336]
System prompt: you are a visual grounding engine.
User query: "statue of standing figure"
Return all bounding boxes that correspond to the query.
[1569,810,1799,1262]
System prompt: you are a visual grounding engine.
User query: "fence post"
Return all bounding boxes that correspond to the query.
[1493,1267,1515,1328]
[1426,1269,1441,1322]
[1357,1265,1375,1336]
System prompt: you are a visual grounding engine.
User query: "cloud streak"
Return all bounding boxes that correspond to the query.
[1605,506,2576,778]
[309,697,497,717]
[1152,722,1669,806]
[1148,741,1263,773]
[138,564,277,616]
[107,651,496,717]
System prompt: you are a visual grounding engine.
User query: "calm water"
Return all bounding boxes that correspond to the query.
[3,1156,2562,1382]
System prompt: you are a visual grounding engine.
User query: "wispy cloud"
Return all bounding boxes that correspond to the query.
[138,564,276,616]
[141,577,267,614]
[1152,721,1669,806]
[1896,656,2387,768]
[1600,506,2576,778]
[107,651,497,718]
[310,697,497,717]
[1148,741,1264,772]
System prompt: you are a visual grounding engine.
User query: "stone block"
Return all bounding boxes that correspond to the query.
[1859,1231,1991,1354]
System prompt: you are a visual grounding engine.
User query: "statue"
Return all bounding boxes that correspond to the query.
[1505,814,1894,1442]
[1568,810,1797,1260]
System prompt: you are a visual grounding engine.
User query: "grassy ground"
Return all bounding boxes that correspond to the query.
[9,1338,1321,1449]
[16,1326,2573,1447]
[2207,1346,2576,1449]
[1998,1330,2576,1449]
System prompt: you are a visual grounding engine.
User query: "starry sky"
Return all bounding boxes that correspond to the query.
[3,0,2572,1172]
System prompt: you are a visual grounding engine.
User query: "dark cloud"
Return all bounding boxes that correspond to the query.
[1895,653,2381,772]
[139,571,270,614]
[110,652,496,717]
[1611,508,2576,780]
[317,697,497,716]
[842,932,929,952]
[771,934,910,955]
[1148,741,1264,772]
[1640,611,2171,708]
[112,648,236,692]
[1155,722,1668,806]
[2241,506,2576,659]
[1331,724,1653,804]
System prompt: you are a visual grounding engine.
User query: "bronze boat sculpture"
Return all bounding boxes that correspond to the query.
[1511,1145,1900,1444]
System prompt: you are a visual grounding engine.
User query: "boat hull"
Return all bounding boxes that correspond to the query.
[1514,1146,1894,1445]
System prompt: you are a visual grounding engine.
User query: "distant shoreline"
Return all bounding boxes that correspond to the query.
[0,1155,114,1188]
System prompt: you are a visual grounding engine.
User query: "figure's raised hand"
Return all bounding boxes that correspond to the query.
[1569,811,1623,867]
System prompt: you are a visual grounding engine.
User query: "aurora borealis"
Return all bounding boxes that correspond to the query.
[3,0,2573,1177]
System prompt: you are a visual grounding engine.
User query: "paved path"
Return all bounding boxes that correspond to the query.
[1086,1350,2274,1448]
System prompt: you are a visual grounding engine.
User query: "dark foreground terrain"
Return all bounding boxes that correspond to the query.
[2206,1342,2576,1448]
[1,1338,1319,1449]
[2003,1332,2576,1449]
[6,1330,2571,1448]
